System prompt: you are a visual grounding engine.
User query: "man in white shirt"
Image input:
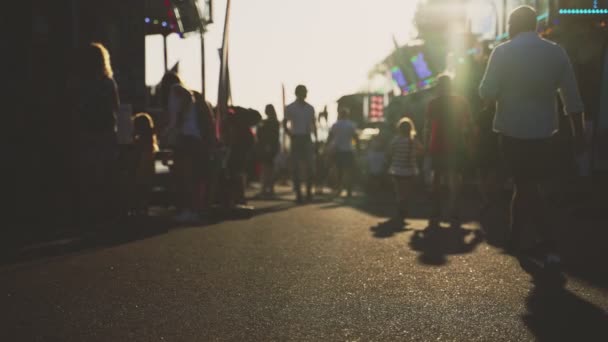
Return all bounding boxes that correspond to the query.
[284,85,318,203]
[479,6,585,268]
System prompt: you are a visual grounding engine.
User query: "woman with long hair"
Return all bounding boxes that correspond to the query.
[73,42,120,227]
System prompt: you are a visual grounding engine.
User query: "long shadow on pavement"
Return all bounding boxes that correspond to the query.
[517,256,608,341]
[408,222,484,266]
[1,202,295,267]
[370,218,412,238]
[479,196,608,289]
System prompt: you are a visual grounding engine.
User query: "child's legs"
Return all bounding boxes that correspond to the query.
[393,176,412,217]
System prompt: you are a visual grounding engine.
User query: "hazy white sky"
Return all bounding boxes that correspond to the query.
[146,0,419,120]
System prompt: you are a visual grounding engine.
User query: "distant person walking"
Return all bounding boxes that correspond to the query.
[72,42,120,227]
[479,6,585,268]
[257,104,280,197]
[284,85,318,203]
[424,75,476,225]
[388,117,424,222]
[327,108,359,198]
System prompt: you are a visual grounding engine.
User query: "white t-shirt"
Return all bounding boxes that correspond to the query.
[330,119,357,152]
[285,100,315,136]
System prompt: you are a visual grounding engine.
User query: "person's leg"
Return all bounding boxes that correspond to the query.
[509,178,535,251]
[334,153,344,197]
[291,138,303,201]
[293,159,302,201]
[430,168,443,219]
[305,147,314,200]
[394,176,408,220]
[446,171,463,222]
[265,162,274,194]
[344,152,355,198]
[530,139,558,256]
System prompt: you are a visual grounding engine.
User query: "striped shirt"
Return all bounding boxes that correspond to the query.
[389,136,419,177]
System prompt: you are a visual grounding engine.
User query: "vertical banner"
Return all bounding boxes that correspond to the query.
[216,0,231,143]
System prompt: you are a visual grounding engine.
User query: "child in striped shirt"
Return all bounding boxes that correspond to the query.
[388,117,424,222]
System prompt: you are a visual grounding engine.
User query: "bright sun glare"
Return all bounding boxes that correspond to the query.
[146,0,419,123]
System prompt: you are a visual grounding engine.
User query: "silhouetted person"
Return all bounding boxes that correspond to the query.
[191,91,217,212]
[130,113,159,216]
[424,75,476,224]
[479,5,585,269]
[160,73,204,223]
[284,85,318,203]
[72,42,120,227]
[387,117,424,222]
[327,108,359,198]
[256,104,280,197]
[223,106,261,207]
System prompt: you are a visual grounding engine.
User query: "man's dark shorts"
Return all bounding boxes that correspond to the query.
[335,151,355,171]
[499,135,552,183]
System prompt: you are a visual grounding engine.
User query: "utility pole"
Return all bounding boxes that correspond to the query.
[216,0,232,142]
[200,30,206,101]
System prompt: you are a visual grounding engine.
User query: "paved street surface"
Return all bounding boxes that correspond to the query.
[1,186,607,341]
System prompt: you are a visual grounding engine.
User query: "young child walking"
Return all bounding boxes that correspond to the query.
[131,112,159,216]
[387,117,424,222]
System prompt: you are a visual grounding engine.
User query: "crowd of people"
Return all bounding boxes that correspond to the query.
[71,5,585,271]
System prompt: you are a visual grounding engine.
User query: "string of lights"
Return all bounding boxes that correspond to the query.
[559,8,608,14]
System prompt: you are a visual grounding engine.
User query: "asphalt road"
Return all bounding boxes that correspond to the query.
[1,187,607,341]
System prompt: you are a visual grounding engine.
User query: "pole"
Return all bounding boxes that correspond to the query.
[200,30,206,101]
[503,0,507,35]
[216,0,232,143]
[163,34,168,72]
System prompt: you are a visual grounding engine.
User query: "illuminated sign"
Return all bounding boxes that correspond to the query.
[390,67,409,92]
[559,0,608,14]
[410,53,433,80]
[368,95,384,121]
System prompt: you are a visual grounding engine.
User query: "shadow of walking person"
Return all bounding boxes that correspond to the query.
[518,257,608,341]
[409,222,484,266]
[370,218,411,238]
